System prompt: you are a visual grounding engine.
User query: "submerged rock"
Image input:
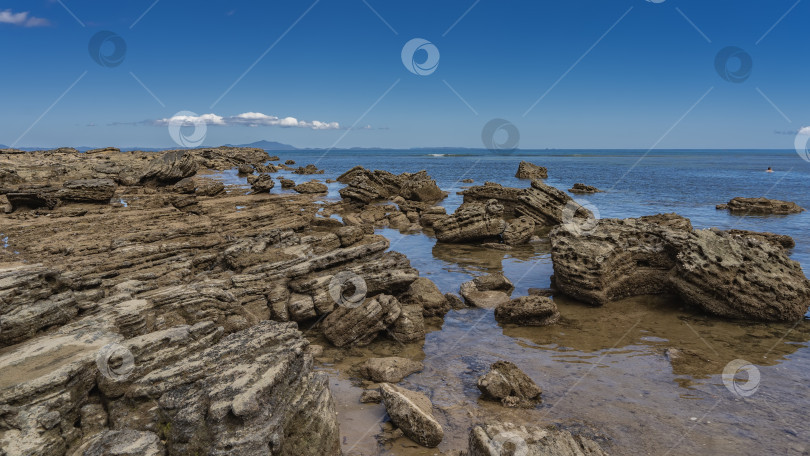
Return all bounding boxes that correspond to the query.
[477,361,543,407]
[354,357,423,383]
[468,422,608,456]
[716,197,805,215]
[515,161,548,180]
[460,280,511,309]
[379,383,444,448]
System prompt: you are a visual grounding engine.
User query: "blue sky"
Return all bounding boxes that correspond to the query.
[0,0,806,149]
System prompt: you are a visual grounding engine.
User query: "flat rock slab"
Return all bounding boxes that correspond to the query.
[468,422,608,456]
[717,197,804,215]
[354,356,423,383]
[460,281,510,308]
[379,383,444,448]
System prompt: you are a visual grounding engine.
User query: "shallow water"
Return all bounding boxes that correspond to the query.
[250,149,809,455]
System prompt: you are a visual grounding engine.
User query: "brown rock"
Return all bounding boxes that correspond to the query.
[515,161,548,179]
[354,357,423,383]
[495,296,560,326]
[477,361,542,407]
[379,383,444,448]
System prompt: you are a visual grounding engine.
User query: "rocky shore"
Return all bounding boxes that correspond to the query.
[1,147,808,455]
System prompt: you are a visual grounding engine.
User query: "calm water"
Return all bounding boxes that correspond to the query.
[225,149,810,455]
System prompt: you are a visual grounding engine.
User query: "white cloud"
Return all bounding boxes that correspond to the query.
[799,126,810,136]
[0,9,50,27]
[154,112,340,130]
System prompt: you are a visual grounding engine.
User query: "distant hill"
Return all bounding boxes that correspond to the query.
[228,140,297,150]
[0,144,7,149]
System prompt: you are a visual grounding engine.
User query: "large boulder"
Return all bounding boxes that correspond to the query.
[398,277,450,317]
[379,383,444,448]
[57,179,117,203]
[515,161,548,179]
[477,361,543,407]
[353,357,423,383]
[495,296,560,326]
[550,214,810,321]
[433,200,506,243]
[468,422,608,456]
[5,186,60,211]
[247,173,275,193]
[321,294,402,347]
[716,197,805,215]
[139,150,197,183]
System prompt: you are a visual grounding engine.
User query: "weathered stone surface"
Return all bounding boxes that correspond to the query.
[477,361,542,408]
[550,215,810,321]
[139,150,197,183]
[389,304,426,343]
[321,294,402,347]
[434,200,506,243]
[339,168,443,204]
[173,177,224,197]
[716,197,805,215]
[6,186,60,211]
[462,182,524,217]
[379,383,444,448]
[515,161,548,180]
[354,357,423,383]
[57,179,116,203]
[294,181,328,194]
[359,389,382,403]
[280,178,296,189]
[468,422,608,456]
[247,173,275,193]
[495,296,560,326]
[237,163,254,175]
[569,183,602,194]
[444,292,466,309]
[398,277,450,317]
[726,229,795,250]
[419,206,448,228]
[293,164,324,175]
[503,215,535,245]
[516,180,589,227]
[473,273,514,294]
[460,281,510,309]
[71,430,165,456]
[335,226,365,247]
[0,264,79,347]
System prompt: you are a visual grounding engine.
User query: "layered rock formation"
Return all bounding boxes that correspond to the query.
[433,200,506,243]
[716,197,805,215]
[550,213,810,321]
[477,361,543,407]
[338,167,444,205]
[515,161,548,180]
[379,383,444,448]
[569,183,602,194]
[494,296,560,326]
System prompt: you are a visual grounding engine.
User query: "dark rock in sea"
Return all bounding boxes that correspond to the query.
[285,159,296,165]
[477,361,542,407]
[716,197,805,215]
[462,178,474,183]
[569,183,603,194]
[515,161,548,179]
[550,213,810,321]
[237,163,254,175]
[460,279,511,309]
[379,383,444,448]
[495,296,560,326]
[280,178,296,189]
[294,181,328,194]
[293,164,324,175]
[474,273,514,294]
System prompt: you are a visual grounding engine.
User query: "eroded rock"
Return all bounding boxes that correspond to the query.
[379,383,444,448]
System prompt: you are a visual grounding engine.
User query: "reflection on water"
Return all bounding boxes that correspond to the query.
[314,228,810,456]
